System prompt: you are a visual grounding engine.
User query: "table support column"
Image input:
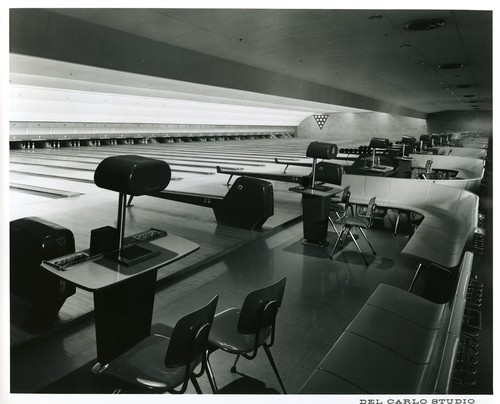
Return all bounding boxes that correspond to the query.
[301,193,331,247]
[93,269,158,367]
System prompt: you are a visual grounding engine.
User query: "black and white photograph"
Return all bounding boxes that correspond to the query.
[1,1,496,403]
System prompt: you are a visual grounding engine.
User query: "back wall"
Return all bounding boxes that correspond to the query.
[427,111,493,137]
[297,112,428,144]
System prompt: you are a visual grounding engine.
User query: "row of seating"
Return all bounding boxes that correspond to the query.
[299,251,474,394]
[308,140,482,393]
[435,146,487,159]
[339,174,479,269]
[409,153,485,193]
[96,277,287,394]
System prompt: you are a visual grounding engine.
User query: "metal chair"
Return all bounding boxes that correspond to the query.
[206,278,287,394]
[329,197,377,265]
[328,185,353,235]
[97,296,218,394]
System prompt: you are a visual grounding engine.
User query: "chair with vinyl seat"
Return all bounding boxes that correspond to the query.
[206,277,287,394]
[328,185,354,235]
[329,197,377,265]
[97,295,218,394]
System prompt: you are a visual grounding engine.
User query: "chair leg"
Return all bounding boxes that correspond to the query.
[394,212,400,235]
[190,375,203,394]
[358,227,377,255]
[231,354,241,373]
[329,227,346,259]
[263,345,287,394]
[205,353,219,393]
[408,263,423,291]
[328,216,340,235]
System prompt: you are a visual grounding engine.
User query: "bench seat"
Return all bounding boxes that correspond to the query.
[299,252,473,394]
[345,304,441,364]
[299,368,367,394]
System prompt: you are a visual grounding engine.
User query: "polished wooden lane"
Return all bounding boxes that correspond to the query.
[9,140,308,349]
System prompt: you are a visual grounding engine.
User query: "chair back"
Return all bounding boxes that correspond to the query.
[369,137,390,149]
[237,278,286,335]
[401,135,416,145]
[341,186,351,204]
[165,295,218,368]
[363,197,378,226]
[315,162,343,185]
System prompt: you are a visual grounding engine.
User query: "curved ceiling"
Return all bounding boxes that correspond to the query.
[9,8,492,124]
[10,54,367,125]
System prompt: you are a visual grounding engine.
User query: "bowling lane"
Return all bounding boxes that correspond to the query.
[8,137,348,352]
[10,137,311,212]
[11,148,266,170]
[10,162,95,182]
[9,138,318,193]
[10,151,216,176]
[10,172,100,195]
[9,137,324,216]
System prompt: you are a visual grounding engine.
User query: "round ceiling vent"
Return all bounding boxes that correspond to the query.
[438,63,464,69]
[405,18,446,31]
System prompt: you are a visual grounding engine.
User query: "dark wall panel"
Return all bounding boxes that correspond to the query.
[45,13,106,66]
[10,9,50,56]
[100,29,160,76]
[10,10,106,66]
[427,111,492,136]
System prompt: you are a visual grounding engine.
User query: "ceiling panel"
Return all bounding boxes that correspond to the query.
[252,9,333,29]
[126,14,196,43]
[383,10,454,25]
[452,10,493,26]
[203,15,272,40]
[237,27,291,47]
[19,8,493,114]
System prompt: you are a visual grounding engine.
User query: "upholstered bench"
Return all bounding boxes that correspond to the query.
[299,251,473,394]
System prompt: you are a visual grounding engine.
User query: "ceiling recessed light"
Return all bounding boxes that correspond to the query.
[438,63,464,69]
[405,18,446,31]
[463,94,476,98]
[456,84,472,88]
[369,15,383,20]
[467,100,478,103]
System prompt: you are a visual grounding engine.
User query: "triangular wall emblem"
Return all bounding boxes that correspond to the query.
[313,114,329,129]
